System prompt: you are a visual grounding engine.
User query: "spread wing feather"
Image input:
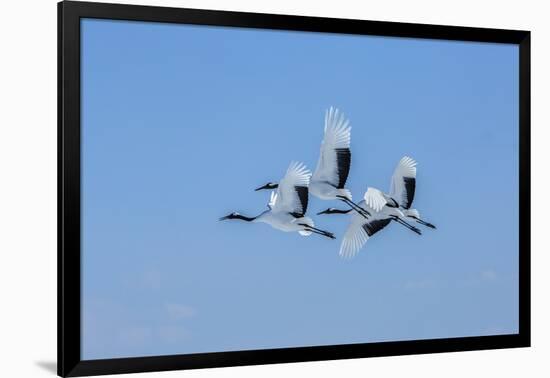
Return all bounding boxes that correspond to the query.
[267,191,278,210]
[271,161,311,216]
[363,187,388,212]
[312,107,352,189]
[339,201,391,259]
[389,156,417,209]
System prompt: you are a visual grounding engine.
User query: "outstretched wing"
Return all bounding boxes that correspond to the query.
[339,201,391,259]
[311,107,351,189]
[389,156,417,209]
[271,161,311,216]
[363,187,388,212]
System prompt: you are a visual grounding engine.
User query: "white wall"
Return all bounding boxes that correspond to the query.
[0,0,546,377]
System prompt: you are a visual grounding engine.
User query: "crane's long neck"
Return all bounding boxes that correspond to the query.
[235,209,271,222]
[233,214,258,222]
[332,209,353,214]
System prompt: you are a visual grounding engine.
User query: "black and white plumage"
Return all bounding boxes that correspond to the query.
[317,200,392,258]
[272,161,310,218]
[310,107,353,198]
[390,156,417,210]
[220,162,335,239]
[362,186,422,235]
[365,156,436,229]
[255,107,370,218]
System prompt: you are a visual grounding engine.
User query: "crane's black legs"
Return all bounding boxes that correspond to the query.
[392,216,422,235]
[298,223,335,239]
[309,228,336,239]
[337,196,370,218]
[308,226,335,239]
[414,218,436,229]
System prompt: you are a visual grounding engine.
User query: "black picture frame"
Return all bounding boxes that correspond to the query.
[58,1,531,376]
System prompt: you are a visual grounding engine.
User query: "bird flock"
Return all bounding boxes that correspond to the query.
[220,107,436,258]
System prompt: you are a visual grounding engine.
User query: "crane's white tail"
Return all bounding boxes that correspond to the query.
[297,216,314,236]
[337,188,352,201]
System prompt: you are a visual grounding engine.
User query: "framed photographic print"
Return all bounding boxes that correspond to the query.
[58,1,530,376]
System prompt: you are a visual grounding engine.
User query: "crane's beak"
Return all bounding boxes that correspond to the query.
[254,183,278,191]
[219,215,230,221]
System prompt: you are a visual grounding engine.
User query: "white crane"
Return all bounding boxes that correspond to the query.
[317,156,436,257]
[220,162,335,239]
[255,107,370,218]
[364,156,436,229]
[317,200,391,258]
[318,197,421,258]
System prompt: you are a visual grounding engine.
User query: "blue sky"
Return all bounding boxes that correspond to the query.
[81,18,519,360]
